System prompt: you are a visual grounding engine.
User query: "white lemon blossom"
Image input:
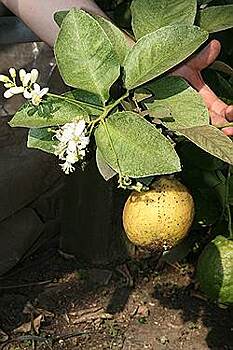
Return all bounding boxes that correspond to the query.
[0,67,48,106]
[23,83,49,106]
[54,119,90,175]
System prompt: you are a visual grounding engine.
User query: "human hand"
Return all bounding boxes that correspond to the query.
[171,40,233,136]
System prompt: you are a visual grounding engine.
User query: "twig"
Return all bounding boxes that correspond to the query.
[0,331,88,350]
[54,330,88,342]
[0,280,56,290]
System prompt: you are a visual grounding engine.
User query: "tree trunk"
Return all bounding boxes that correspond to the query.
[60,158,130,267]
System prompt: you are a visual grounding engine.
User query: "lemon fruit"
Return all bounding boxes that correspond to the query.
[196,235,233,304]
[122,177,195,250]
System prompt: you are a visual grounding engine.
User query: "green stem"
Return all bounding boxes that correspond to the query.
[47,92,104,111]
[47,92,87,108]
[89,91,129,127]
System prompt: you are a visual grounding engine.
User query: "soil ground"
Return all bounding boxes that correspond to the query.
[0,240,232,350]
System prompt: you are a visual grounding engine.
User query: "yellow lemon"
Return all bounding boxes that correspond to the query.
[123,177,195,250]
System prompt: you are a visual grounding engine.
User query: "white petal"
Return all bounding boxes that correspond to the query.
[10,86,24,94]
[60,161,75,175]
[4,89,13,98]
[62,128,74,142]
[23,89,32,99]
[33,83,41,93]
[67,140,77,152]
[66,151,78,163]
[19,69,26,82]
[79,136,90,148]
[74,120,86,136]
[39,87,49,97]
[9,68,16,79]
[30,69,39,83]
[0,74,10,83]
[78,149,86,158]
[22,73,31,87]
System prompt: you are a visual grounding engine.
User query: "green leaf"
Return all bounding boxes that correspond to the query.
[64,89,104,116]
[176,141,224,171]
[54,10,68,26]
[131,0,197,39]
[95,111,181,178]
[55,9,120,103]
[27,127,58,154]
[54,10,129,65]
[177,125,233,165]
[145,76,209,129]
[96,149,117,181]
[9,96,88,128]
[91,14,130,65]
[198,5,233,33]
[124,24,208,90]
[210,61,233,79]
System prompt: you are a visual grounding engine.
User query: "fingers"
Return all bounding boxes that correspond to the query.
[169,40,233,135]
[225,105,233,121]
[187,40,221,70]
[210,111,233,136]
[210,111,227,127]
[222,127,233,136]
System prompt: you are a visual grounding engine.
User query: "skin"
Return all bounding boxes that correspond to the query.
[1,0,233,135]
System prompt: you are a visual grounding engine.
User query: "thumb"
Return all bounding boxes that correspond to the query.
[188,40,221,71]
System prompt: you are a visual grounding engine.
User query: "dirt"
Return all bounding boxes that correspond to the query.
[0,240,232,350]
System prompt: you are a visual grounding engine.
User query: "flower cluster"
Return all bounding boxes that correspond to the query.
[54,119,90,174]
[0,68,49,106]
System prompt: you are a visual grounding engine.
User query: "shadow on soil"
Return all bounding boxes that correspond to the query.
[0,239,131,331]
[152,281,233,350]
[0,241,232,350]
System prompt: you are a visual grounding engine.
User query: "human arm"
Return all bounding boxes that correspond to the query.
[0,0,107,46]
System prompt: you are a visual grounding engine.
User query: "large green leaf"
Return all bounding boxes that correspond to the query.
[9,96,88,128]
[177,125,233,165]
[95,111,181,178]
[198,5,233,33]
[145,76,209,129]
[54,10,129,65]
[27,128,58,154]
[131,0,197,39]
[123,24,208,90]
[55,9,120,103]
[91,15,130,65]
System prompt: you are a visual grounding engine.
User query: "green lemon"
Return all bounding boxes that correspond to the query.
[196,235,233,304]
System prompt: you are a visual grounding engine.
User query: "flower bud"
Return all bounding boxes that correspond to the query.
[9,68,16,79]
[30,69,39,84]
[22,73,31,87]
[19,69,26,82]
[0,75,10,83]
[4,89,13,98]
